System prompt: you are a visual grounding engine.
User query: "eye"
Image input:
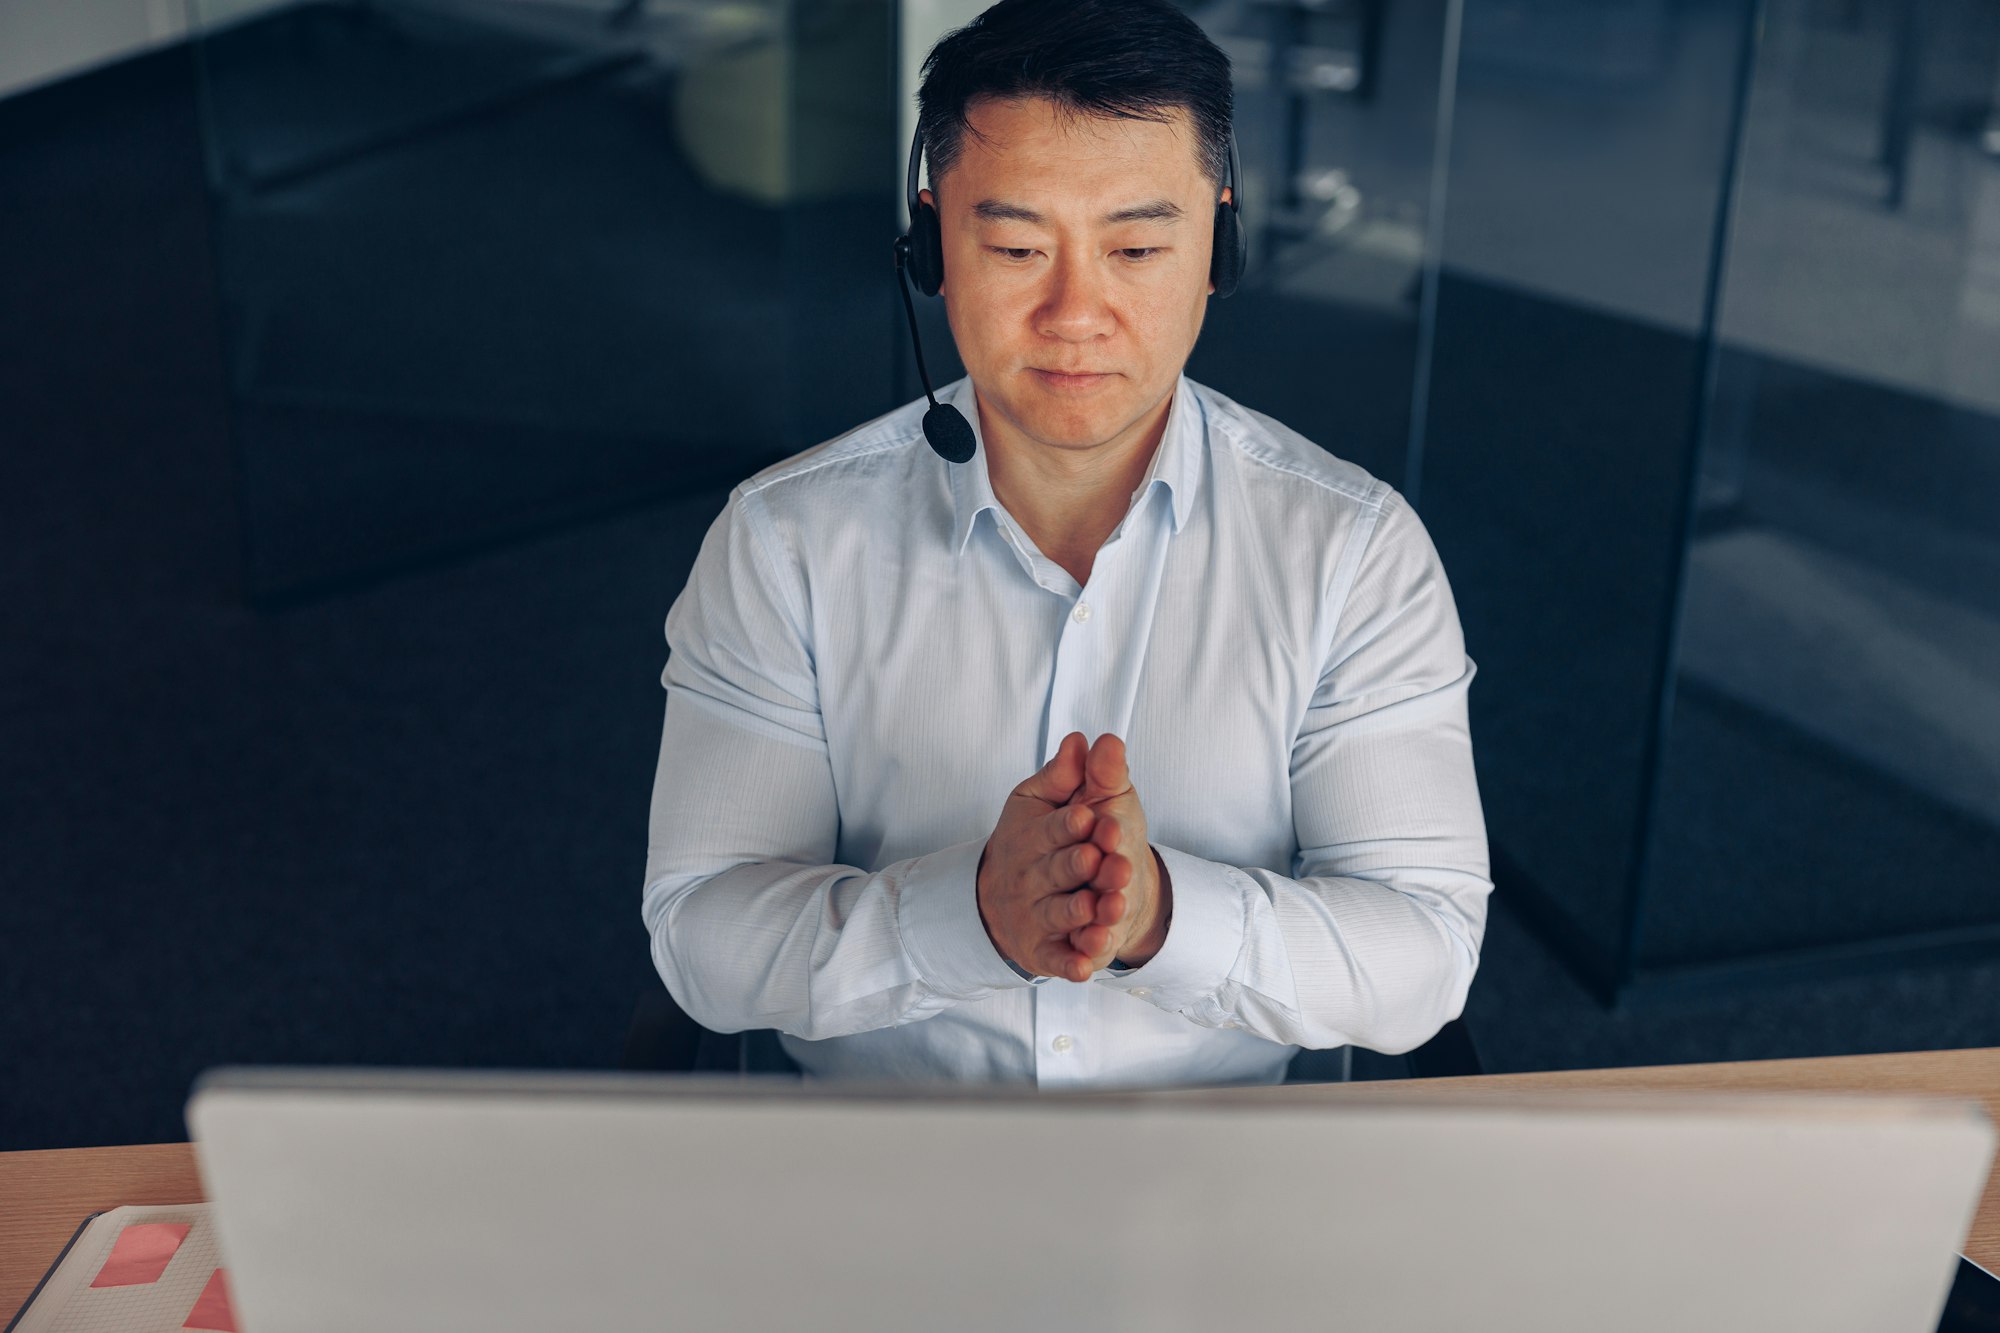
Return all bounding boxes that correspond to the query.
[1119,248,1162,262]
[989,247,1038,263]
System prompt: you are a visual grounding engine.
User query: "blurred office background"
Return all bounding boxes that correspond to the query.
[3,0,1997,1150]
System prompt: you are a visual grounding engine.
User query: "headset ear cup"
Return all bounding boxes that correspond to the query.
[1210,204,1246,298]
[910,201,945,297]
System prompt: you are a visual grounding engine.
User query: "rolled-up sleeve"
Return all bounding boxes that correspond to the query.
[1099,492,1492,1054]
[641,486,1028,1041]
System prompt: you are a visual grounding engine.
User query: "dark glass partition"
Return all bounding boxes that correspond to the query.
[1416,0,2000,998]
[1637,0,2000,987]
[187,0,2000,999]
[1412,0,1761,992]
[190,0,897,603]
[1183,0,1452,490]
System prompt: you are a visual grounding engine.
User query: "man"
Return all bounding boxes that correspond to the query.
[642,0,1489,1088]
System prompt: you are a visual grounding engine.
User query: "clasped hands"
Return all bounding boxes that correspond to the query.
[975,730,1171,983]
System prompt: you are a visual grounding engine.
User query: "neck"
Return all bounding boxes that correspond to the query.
[976,386,1174,573]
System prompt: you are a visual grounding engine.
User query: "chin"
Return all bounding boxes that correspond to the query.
[970,367,1144,450]
[1019,404,1122,450]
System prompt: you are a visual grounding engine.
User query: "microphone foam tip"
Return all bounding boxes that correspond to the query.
[924,404,976,464]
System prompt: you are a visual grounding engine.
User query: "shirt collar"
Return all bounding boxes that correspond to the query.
[947,374,1200,558]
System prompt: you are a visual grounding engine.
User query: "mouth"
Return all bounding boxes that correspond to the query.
[1032,369,1116,390]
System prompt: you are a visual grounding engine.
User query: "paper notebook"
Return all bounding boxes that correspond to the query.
[7,1203,237,1333]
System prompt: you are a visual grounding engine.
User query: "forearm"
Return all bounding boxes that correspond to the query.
[1099,847,1487,1053]
[643,693,1025,1041]
[643,835,1020,1040]
[1094,690,1491,1052]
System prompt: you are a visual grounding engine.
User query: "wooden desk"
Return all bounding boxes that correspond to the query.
[5,1047,1996,1322]
[2,1140,204,1322]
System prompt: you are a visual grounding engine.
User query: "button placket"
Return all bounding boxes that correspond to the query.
[1032,980,1091,1086]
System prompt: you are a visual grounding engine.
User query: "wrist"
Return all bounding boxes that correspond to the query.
[1114,845,1172,968]
[974,841,1013,965]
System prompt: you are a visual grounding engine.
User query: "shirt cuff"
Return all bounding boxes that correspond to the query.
[1095,843,1245,1015]
[896,836,1034,998]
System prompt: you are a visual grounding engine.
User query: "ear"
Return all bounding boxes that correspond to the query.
[919,187,936,210]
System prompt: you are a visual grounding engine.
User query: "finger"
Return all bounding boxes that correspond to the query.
[1035,886,1096,934]
[1045,839,1100,891]
[1016,732,1089,806]
[1043,802,1095,853]
[1091,850,1134,895]
[1077,733,1133,806]
[1040,940,1098,984]
[1069,922,1116,962]
[1091,886,1127,928]
[1091,813,1121,855]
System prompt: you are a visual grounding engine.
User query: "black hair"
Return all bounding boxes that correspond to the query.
[915,0,1234,195]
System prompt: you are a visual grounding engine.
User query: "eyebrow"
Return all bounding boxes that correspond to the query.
[970,198,1186,226]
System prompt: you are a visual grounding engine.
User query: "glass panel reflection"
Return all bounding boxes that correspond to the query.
[189,0,896,602]
[1640,0,2000,971]
[1184,0,1449,490]
[1412,0,1760,988]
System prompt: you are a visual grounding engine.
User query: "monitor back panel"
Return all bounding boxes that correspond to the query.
[188,1070,1995,1333]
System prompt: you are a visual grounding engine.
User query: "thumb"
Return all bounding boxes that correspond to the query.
[1020,731,1088,805]
[1072,733,1131,806]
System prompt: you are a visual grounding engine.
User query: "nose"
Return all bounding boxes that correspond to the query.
[1035,247,1115,344]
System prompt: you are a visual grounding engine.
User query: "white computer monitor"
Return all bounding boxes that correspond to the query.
[187,1068,1993,1333]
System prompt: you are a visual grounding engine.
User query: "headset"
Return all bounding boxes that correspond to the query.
[892,122,1247,464]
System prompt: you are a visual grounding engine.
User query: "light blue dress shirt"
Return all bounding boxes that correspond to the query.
[643,374,1490,1089]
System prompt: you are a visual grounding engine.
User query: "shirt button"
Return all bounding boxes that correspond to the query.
[1050,1034,1074,1054]
[1072,602,1091,623]
[1130,987,1152,998]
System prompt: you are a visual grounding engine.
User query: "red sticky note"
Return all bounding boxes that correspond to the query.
[91,1221,190,1287]
[183,1267,238,1332]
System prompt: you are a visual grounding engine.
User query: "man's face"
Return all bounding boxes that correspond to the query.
[926,96,1221,458]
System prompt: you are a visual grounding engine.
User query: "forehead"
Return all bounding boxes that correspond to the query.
[946,96,1206,193]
